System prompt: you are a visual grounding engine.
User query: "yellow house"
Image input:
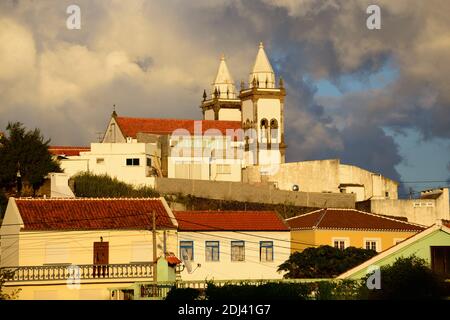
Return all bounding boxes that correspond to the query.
[0,197,180,300]
[286,208,426,253]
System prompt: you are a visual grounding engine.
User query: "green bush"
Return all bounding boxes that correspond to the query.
[0,190,7,220]
[314,280,363,300]
[165,287,201,301]
[73,172,159,198]
[278,245,378,278]
[360,255,447,300]
[205,282,313,301]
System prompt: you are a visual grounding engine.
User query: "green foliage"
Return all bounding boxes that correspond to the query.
[278,245,378,278]
[73,172,160,198]
[205,282,313,301]
[360,255,447,300]
[0,269,21,300]
[314,280,363,300]
[0,190,7,220]
[0,122,60,193]
[165,287,201,301]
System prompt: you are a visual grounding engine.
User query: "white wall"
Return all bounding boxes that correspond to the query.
[59,142,157,187]
[178,231,290,280]
[218,108,241,121]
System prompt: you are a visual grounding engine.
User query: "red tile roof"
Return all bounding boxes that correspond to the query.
[174,211,289,231]
[115,116,242,138]
[15,198,177,231]
[49,146,91,156]
[286,208,426,232]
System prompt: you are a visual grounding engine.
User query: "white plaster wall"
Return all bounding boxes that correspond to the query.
[59,142,157,187]
[218,108,241,121]
[0,198,22,267]
[241,100,253,124]
[17,229,178,266]
[178,231,290,281]
[204,110,215,120]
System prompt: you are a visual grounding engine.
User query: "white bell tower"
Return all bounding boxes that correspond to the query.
[240,42,286,167]
[201,55,241,121]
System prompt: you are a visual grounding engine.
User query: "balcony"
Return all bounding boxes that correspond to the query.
[1,263,154,283]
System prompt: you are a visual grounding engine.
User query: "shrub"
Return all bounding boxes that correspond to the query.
[165,287,201,301]
[205,282,313,301]
[278,245,378,278]
[73,172,159,198]
[360,255,447,300]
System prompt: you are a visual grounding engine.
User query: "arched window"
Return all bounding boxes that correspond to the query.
[270,119,278,129]
[260,118,268,128]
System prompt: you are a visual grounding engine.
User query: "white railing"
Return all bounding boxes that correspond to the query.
[1,263,154,282]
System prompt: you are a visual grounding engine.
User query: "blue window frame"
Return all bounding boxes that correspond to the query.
[260,241,274,262]
[205,241,220,261]
[231,241,245,261]
[180,241,194,261]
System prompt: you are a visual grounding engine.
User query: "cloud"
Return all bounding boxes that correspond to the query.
[0,0,449,183]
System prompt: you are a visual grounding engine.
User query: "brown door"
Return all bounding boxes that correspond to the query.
[431,246,450,277]
[93,242,109,277]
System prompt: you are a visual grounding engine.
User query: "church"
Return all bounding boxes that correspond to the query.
[55,42,402,205]
[59,43,287,184]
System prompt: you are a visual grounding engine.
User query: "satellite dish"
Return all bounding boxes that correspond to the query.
[181,248,193,273]
[292,184,299,191]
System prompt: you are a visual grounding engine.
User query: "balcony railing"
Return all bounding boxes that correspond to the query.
[1,263,154,282]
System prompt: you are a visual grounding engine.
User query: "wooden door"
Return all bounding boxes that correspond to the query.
[93,242,109,277]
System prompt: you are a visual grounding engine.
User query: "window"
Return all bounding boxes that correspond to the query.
[385,191,389,198]
[126,158,140,166]
[96,158,104,164]
[260,241,274,262]
[334,240,346,250]
[364,239,380,252]
[216,164,231,174]
[146,157,152,167]
[332,238,349,250]
[205,241,220,261]
[180,241,194,261]
[231,241,245,262]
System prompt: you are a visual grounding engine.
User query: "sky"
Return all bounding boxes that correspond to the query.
[0,0,450,196]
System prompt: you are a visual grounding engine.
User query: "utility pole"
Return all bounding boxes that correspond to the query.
[152,210,158,296]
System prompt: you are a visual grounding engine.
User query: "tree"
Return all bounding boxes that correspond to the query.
[360,255,448,300]
[0,122,60,195]
[278,245,378,278]
[0,269,20,300]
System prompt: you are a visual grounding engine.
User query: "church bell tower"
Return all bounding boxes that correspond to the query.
[240,42,286,167]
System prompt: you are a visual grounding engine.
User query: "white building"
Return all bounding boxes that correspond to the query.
[174,210,291,281]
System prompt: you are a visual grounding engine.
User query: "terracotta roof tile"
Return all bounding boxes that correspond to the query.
[49,146,91,156]
[175,210,289,231]
[286,208,426,232]
[115,116,242,138]
[15,198,176,231]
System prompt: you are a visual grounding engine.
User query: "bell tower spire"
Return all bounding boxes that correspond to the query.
[248,42,275,89]
[200,55,242,121]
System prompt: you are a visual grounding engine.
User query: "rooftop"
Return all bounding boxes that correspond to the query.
[14,197,177,231]
[286,208,426,232]
[174,210,289,231]
[115,116,241,139]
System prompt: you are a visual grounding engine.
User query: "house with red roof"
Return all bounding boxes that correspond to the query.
[0,197,180,300]
[174,210,291,281]
[286,208,426,253]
